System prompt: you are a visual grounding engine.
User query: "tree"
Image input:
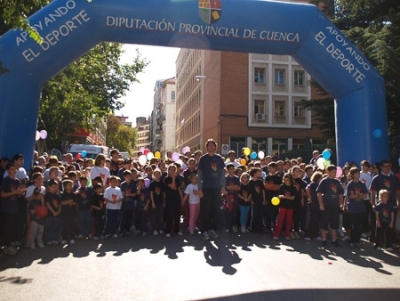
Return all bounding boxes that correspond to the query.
[334,0,400,135]
[38,43,147,148]
[106,115,137,154]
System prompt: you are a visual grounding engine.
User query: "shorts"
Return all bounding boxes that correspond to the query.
[319,205,340,230]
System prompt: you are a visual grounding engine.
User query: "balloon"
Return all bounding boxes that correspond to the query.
[76,153,82,160]
[182,146,190,154]
[240,159,247,165]
[81,150,87,158]
[144,178,150,188]
[323,159,331,168]
[39,130,47,140]
[138,155,147,166]
[271,197,280,206]
[243,147,250,156]
[250,152,257,160]
[147,152,154,160]
[316,157,325,170]
[175,159,183,166]
[336,166,343,178]
[154,151,161,159]
[258,151,265,159]
[322,149,331,160]
[172,152,180,162]
[34,206,48,218]
[144,149,150,155]
[35,131,40,141]
[373,128,382,138]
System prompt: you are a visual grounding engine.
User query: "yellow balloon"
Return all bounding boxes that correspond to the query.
[154,151,161,159]
[244,147,250,156]
[271,197,280,206]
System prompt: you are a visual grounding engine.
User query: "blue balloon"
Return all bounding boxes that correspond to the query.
[322,149,331,160]
[373,129,382,138]
[250,152,257,160]
[81,150,87,158]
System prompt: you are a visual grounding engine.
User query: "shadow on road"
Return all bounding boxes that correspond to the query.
[0,232,399,277]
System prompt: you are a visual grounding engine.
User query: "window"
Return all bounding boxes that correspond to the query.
[230,137,246,155]
[252,138,267,153]
[272,138,287,156]
[274,101,285,117]
[171,91,175,100]
[254,99,265,115]
[274,69,285,85]
[294,102,305,117]
[294,70,305,86]
[254,68,265,84]
[292,138,305,150]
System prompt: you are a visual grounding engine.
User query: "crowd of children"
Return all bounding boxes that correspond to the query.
[0,148,399,256]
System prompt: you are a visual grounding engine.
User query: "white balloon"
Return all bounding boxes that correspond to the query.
[147,152,154,160]
[138,155,147,166]
[316,157,325,170]
[35,131,40,141]
[258,151,265,159]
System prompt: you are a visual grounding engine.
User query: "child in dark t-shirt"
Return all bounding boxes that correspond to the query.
[76,176,92,239]
[120,170,137,236]
[150,169,166,235]
[45,180,62,245]
[91,183,105,240]
[61,180,77,244]
[375,190,395,251]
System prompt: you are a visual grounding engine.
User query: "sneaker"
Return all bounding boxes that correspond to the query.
[30,243,35,250]
[361,233,369,238]
[209,230,219,238]
[52,240,59,245]
[93,236,99,241]
[224,229,229,233]
[189,229,194,235]
[178,230,183,236]
[376,246,382,251]
[285,236,291,241]
[315,237,322,241]
[61,240,67,245]
[166,233,171,238]
[88,234,92,239]
[232,226,238,233]
[304,237,311,241]
[70,239,75,245]
[386,247,394,252]
[241,227,247,233]
[294,232,301,239]
[142,232,147,237]
[100,235,105,239]
[4,246,17,255]
[77,235,83,239]
[320,240,328,247]
[159,230,164,234]
[37,242,45,248]
[202,231,211,240]
[153,230,159,236]
[290,232,295,239]
[332,240,340,247]
[11,241,21,247]
[349,243,355,248]
[341,236,350,242]
[112,234,118,239]
[47,241,53,246]
[273,236,279,240]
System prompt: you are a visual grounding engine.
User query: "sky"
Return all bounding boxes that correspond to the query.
[116,45,181,126]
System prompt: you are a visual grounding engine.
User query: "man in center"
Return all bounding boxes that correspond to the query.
[197,139,227,240]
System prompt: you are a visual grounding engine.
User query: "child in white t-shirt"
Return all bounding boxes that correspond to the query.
[183,174,200,235]
[103,176,123,238]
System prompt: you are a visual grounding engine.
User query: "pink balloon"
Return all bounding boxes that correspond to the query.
[39,130,47,140]
[172,152,180,162]
[336,166,343,178]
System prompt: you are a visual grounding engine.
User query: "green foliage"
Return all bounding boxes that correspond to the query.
[334,0,400,135]
[39,43,147,148]
[106,115,137,154]
[300,79,335,139]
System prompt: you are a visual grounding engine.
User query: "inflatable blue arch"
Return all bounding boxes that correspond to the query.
[0,0,388,167]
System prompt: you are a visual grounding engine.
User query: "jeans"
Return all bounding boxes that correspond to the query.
[239,205,250,227]
[375,223,393,248]
[120,209,134,233]
[30,220,44,244]
[152,204,164,231]
[165,199,180,234]
[103,209,120,236]
[47,216,61,242]
[78,210,92,237]
[305,211,320,239]
[251,201,264,232]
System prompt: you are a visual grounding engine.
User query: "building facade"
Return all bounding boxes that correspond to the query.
[152,77,176,155]
[175,48,326,157]
[135,116,151,152]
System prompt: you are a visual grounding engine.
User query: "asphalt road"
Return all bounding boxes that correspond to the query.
[0,232,399,301]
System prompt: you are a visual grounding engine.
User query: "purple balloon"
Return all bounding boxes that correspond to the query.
[172,152,180,162]
[144,178,150,188]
